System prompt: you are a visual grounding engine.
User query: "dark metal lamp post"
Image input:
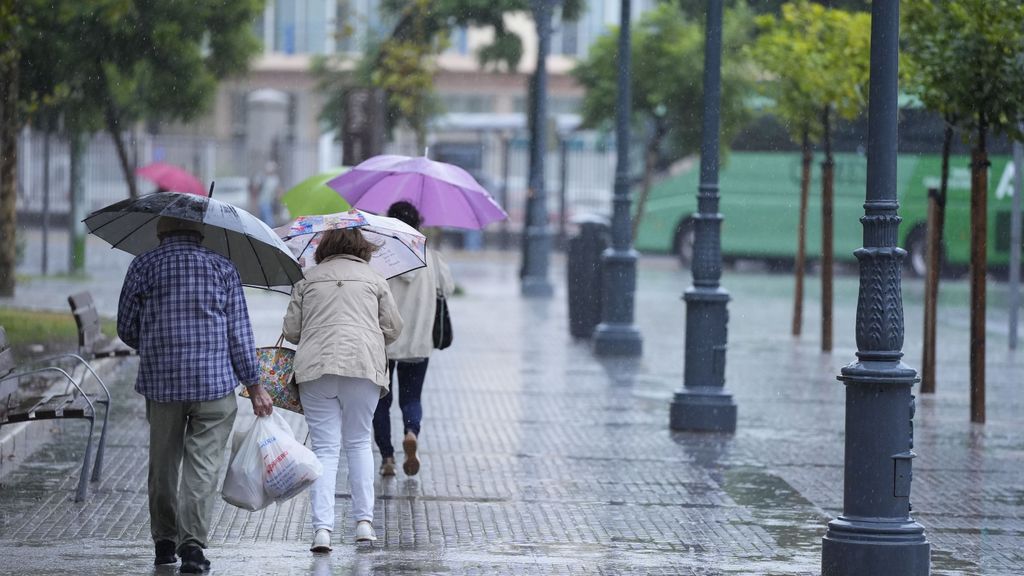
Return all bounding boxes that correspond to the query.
[592,0,643,357]
[669,0,736,432]
[520,0,555,298]
[821,1,930,574]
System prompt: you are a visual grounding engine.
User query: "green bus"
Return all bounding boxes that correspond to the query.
[634,111,1020,276]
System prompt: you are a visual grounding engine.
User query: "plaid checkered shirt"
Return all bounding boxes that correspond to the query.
[117,234,259,402]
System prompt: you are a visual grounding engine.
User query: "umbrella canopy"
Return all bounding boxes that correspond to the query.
[280,167,351,217]
[276,209,426,280]
[136,162,207,196]
[327,155,507,230]
[85,192,302,290]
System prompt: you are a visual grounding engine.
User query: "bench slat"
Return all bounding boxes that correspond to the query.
[32,394,92,419]
[3,392,57,422]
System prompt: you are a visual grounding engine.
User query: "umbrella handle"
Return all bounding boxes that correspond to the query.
[208,180,215,198]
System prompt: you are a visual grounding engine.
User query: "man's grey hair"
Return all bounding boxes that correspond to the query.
[156,216,205,239]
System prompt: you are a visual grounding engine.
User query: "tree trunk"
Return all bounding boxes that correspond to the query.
[792,127,812,336]
[414,123,427,156]
[921,123,953,394]
[969,120,988,424]
[104,100,139,199]
[69,132,87,274]
[631,131,663,243]
[0,53,19,297]
[821,106,834,352]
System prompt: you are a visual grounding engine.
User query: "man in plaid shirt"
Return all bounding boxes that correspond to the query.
[118,216,272,574]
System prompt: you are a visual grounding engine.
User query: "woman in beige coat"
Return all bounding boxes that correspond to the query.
[372,201,454,477]
[283,228,402,552]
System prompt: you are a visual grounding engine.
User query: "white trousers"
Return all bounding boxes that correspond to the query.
[299,374,379,531]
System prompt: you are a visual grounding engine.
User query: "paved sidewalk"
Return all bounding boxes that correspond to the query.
[0,240,1022,575]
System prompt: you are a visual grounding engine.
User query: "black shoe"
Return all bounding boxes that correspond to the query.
[154,540,177,566]
[179,546,211,573]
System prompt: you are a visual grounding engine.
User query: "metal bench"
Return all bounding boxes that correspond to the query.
[0,326,111,502]
[68,292,136,361]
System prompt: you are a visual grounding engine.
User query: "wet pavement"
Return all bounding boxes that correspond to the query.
[1,229,1022,575]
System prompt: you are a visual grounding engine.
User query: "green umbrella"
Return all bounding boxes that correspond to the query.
[281,167,350,217]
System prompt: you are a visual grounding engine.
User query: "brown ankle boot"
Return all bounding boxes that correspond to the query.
[380,457,396,477]
[402,432,420,476]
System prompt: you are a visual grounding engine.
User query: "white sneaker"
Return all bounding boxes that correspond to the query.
[354,521,377,542]
[310,528,332,553]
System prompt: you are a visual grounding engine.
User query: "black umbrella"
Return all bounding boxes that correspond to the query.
[85,192,303,290]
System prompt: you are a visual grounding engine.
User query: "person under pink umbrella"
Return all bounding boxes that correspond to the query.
[137,162,207,196]
[326,154,507,230]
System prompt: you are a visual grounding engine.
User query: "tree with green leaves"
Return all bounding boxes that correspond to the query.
[749,6,822,339]
[676,0,869,19]
[1,0,264,287]
[747,1,869,352]
[902,0,1024,423]
[57,0,265,199]
[375,0,448,151]
[315,0,583,151]
[0,0,21,295]
[0,0,81,292]
[573,2,754,245]
[902,0,962,397]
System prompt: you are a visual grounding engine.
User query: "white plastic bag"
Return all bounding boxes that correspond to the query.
[222,412,322,511]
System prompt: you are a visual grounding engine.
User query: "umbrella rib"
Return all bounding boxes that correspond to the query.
[243,234,272,288]
[367,230,426,264]
[280,245,304,284]
[417,174,427,209]
[86,211,130,236]
[301,236,316,265]
[110,213,162,250]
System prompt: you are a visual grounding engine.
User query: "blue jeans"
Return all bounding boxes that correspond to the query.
[373,359,429,459]
[259,201,275,226]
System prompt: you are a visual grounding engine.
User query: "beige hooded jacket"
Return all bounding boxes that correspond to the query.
[386,248,454,361]
[282,254,402,393]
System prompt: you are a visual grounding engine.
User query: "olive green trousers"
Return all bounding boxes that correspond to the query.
[146,393,237,553]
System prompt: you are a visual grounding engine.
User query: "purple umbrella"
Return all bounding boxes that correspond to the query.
[326,155,508,229]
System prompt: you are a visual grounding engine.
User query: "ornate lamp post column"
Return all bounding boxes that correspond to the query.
[593,0,643,356]
[520,0,555,298]
[821,2,930,574]
[669,0,736,432]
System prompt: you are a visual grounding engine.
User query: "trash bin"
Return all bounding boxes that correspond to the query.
[567,215,610,339]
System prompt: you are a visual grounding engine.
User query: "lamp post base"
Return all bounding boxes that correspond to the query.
[521,225,553,298]
[521,276,554,298]
[592,322,643,356]
[670,389,736,432]
[822,517,930,576]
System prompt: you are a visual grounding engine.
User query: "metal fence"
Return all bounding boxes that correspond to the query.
[17,128,642,244]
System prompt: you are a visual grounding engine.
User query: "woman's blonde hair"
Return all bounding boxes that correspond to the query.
[314,227,378,263]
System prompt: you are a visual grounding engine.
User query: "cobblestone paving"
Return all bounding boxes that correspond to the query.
[0,243,1022,575]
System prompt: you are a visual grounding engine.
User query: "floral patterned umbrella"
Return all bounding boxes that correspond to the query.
[275,209,427,280]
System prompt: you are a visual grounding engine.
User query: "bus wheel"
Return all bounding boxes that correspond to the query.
[674,219,696,268]
[904,224,938,278]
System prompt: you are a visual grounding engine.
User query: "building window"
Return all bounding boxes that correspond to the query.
[442,94,496,114]
[550,97,581,115]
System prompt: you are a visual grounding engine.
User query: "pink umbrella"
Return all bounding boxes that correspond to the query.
[326,155,508,229]
[136,162,207,196]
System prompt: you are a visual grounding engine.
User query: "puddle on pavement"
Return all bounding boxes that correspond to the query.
[721,468,829,554]
[930,548,982,575]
